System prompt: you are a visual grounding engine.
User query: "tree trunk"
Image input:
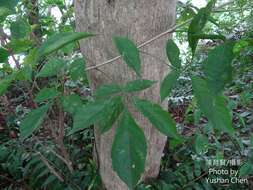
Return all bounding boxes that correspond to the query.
[74,0,177,189]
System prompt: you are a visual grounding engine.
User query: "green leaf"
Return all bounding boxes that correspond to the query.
[0,74,15,95]
[113,37,141,76]
[166,40,181,68]
[133,98,182,141]
[160,69,180,101]
[37,58,64,77]
[37,32,94,58]
[35,87,59,102]
[97,96,124,133]
[204,42,235,94]
[195,134,209,154]
[0,0,19,22]
[240,162,253,176]
[0,48,9,63]
[10,18,30,39]
[7,39,33,54]
[20,104,50,139]
[95,84,122,98]
[192,76,234,134]
[188,0,216,54]
[69,58,86,81]
[124,79,156,93]
[71,97,123,134]
[60,94,83,115]
[111,110,147,189]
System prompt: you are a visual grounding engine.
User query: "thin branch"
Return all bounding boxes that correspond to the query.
[85,19,192,71]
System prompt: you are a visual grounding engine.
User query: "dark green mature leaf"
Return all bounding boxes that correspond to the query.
[133,98,182,141]
[113,37,141,76]
[37,32,94,58]
[195,134,209,154]
[37,58,64,77]
[20,104,50,139]
[35,87,59,102]
[71,97,123,134]
[0,0,19,22]
[6,39,33,54]
[69,58,86,81]
[112,110,147,189]
[60,94,82,115]
[124,79,156,93]
[0,74,15,95]
[204,42,235,94]
[10,18,30,39]
[97,97,124,133]
[240,162,253,176]
[192,76,234,134]
[0,48,9,63]
[160,70,180,101]
[188,0,216,54]
[95,84,122,98]
[166,40,181,68]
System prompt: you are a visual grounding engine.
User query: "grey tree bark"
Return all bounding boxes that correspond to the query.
[74,0,177,189]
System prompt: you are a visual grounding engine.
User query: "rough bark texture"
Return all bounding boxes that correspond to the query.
[74,0,177,189]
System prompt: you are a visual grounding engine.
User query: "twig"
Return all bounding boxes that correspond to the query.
[85,19,192,71]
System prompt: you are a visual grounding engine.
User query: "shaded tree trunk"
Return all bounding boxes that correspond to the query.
[75,0,177,189]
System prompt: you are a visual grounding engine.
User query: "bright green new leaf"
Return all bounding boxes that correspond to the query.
[166,40,181,68]
[71,97,123,134]
[0,48,9,63]
[111,110,147,189]
[124,79,156,93]
[160,69,180,101]
[10,18,30,39]
[97,96,124,133]
[204,42,235,94]
[192,76,234,134]
[113,37,141,76]
[133,98,182,141]
[69,58,86,81]
[37,32,94,58]
[61,94,83,115]
[35,87,59,102]
[20,104,50,139]
[95,84,122,98]
[188,0,216,54]
[37,58,64,77]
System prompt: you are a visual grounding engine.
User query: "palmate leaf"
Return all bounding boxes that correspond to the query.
[60,94,83,115]
[192,76,234,135]
[95,79,156,98]
[111,110,147,189]
[113,37,141,76]
[20,104,50,139]
[203,42,235,94]
[123,79,156,93]
[0,0,19,22]
[70,96,124,134]
[188,0,216,55]
[37,32,94,58]
[133,98,182,141]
